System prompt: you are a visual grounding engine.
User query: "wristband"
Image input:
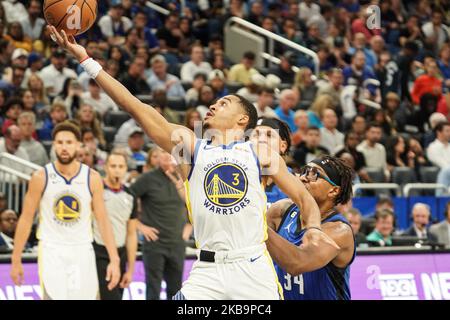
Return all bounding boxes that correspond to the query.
[80,57,102,79]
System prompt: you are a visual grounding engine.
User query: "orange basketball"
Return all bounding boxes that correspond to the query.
[43,0,97,36]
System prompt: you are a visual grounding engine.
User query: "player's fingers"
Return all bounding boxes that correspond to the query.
[60,30,70,46]
[143,233,152,241]
[150,227,160,234]
[49,25,64,44]
[105,267,111,282]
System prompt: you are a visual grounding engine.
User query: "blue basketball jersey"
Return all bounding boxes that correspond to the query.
[274,204,356,300]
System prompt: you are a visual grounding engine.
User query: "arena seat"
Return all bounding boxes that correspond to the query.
[419,166,440,183]
[104,110,131,128]
[392,167,417,186]
[226,82,244,93]
[167,97,186,111]
[103,126,117,151]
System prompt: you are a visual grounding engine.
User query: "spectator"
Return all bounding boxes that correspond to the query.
[144,146,162,172]
[357,123,389,180]
[98,2,132,45]
[421,9,450,54]
[0,65,26,97]
[437,93,450,121]
[308,94,334,128]
[54,78,84,118]
[403,203,437,242]
[348,33,377,70]
[317,68,344,111]
[270,51,296,84]
[180,44,212,83]
[81,79,118,118]
[0,125,29,174]
[386,135,415,173]
[335,131,370,183]
[408,137,430,171]
[133,10,159,54]
[293,126,329,166]
[274,89,298,132]
[75,104,106,148]
[147,55,185,98]
[38,49,77,98]
[185,73,207,106]
[155,13,181,53]
[76,143,96,169]
[195,85,215,119]
[430,201,450,247]
[20,89,37,115]
[37,102,67,141]
[17,112,48,166]
[293,67,318,108]
[351,6,382,40]
[437,43,450,88]
[350,115,367,142]
[347,208,368,246]
[208,69,228,99]
[151,89,179,124]
[291,110,309,147]
[247,0,264,25]
[26,74,49,111]
[120,56,151,96]
[130,151,191,300]
[1,98,23,136]
[1,0,27,23]
[0,209,18,250]
[320,108,344,154]
[427,121,450,169]
[399,14,425,48]
[236,73,266,104]
[366,209,395,247]
[19,0,45,41]
[375,51,400,97]
[303,21,326,53]
[343,50,379,99]
[2,48,28,83]
[125,127,147,173]
[251,87,276,120]
[384,92,403,135]
[411,60,442,105]
[81,128,107,171]
[3,21,32,52]
[372,109,393,137]
[183,108,202,134]
[227,51,258,85]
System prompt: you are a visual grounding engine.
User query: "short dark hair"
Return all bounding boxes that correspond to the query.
[317,155,354,205]
[375,209,395,221]
[377,195,393,207]
[52,121,81,141]
[434,121,450,135]
[366,122,381,131]
[3,98,23,114]
[243,51,256,60]
[231,94,258,131]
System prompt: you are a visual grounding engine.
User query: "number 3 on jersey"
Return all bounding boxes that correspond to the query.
[284,274,304,294]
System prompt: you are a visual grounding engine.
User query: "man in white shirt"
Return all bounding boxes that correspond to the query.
[0,209,18,250]
[422,10,450,52]
[299,0,320,22]
[81,79,118,118]
[19,0,45,41]
[146,55,185,98]
[38,49,77,98]
[253,87,278,119]
[403,203,436,241]
[1,0,27,23]
[180,45,212,82]
[98,2,133,45]
[0,125,32,182]
[357,123,389,180]
[320,108,344,154]
[427,122,450,169]
[18,112,48,167]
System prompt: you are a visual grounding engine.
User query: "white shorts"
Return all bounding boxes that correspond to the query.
[38,241,99,300]
[180,244,283,300]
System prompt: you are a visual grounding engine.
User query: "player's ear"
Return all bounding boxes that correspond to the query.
[237,114,249,127]
[328,186,340,201]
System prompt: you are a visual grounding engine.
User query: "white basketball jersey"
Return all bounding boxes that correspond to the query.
[186,139,267,251]
[37,163,93,245]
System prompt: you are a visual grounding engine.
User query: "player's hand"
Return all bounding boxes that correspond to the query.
[47,25,88,62]
[138,224,160,242]
[119,270,133,289]
[10,261,24,286]
[106,259,121,291]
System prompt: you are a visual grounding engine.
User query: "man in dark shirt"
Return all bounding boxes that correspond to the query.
[120,57,151,96]
[131,151,191,300]
[293,126,329,166]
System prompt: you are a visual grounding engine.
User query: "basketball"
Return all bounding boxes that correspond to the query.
[43,0,97,36]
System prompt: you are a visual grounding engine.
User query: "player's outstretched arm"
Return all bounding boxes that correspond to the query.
[90,169,121,290]
[47,26,194,156]
[256,145,321,229]
[10,169,46,285]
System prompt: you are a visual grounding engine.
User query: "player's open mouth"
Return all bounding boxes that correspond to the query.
[205,111,214,119]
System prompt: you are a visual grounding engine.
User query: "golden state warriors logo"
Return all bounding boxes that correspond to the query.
[204,163,248,207]
[53,194,81,224]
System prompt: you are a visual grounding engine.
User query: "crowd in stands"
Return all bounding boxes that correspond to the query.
[0,0,450,250]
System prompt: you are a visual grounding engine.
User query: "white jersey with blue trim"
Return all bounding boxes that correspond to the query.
[37,162,94,245]
[186,139,267,251]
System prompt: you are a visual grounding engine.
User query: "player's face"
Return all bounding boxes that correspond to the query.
[251,126,284,155]
[300,163,338,205]
[203,95,247,132]
[105,155,128,184]
[54,131,80,165]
